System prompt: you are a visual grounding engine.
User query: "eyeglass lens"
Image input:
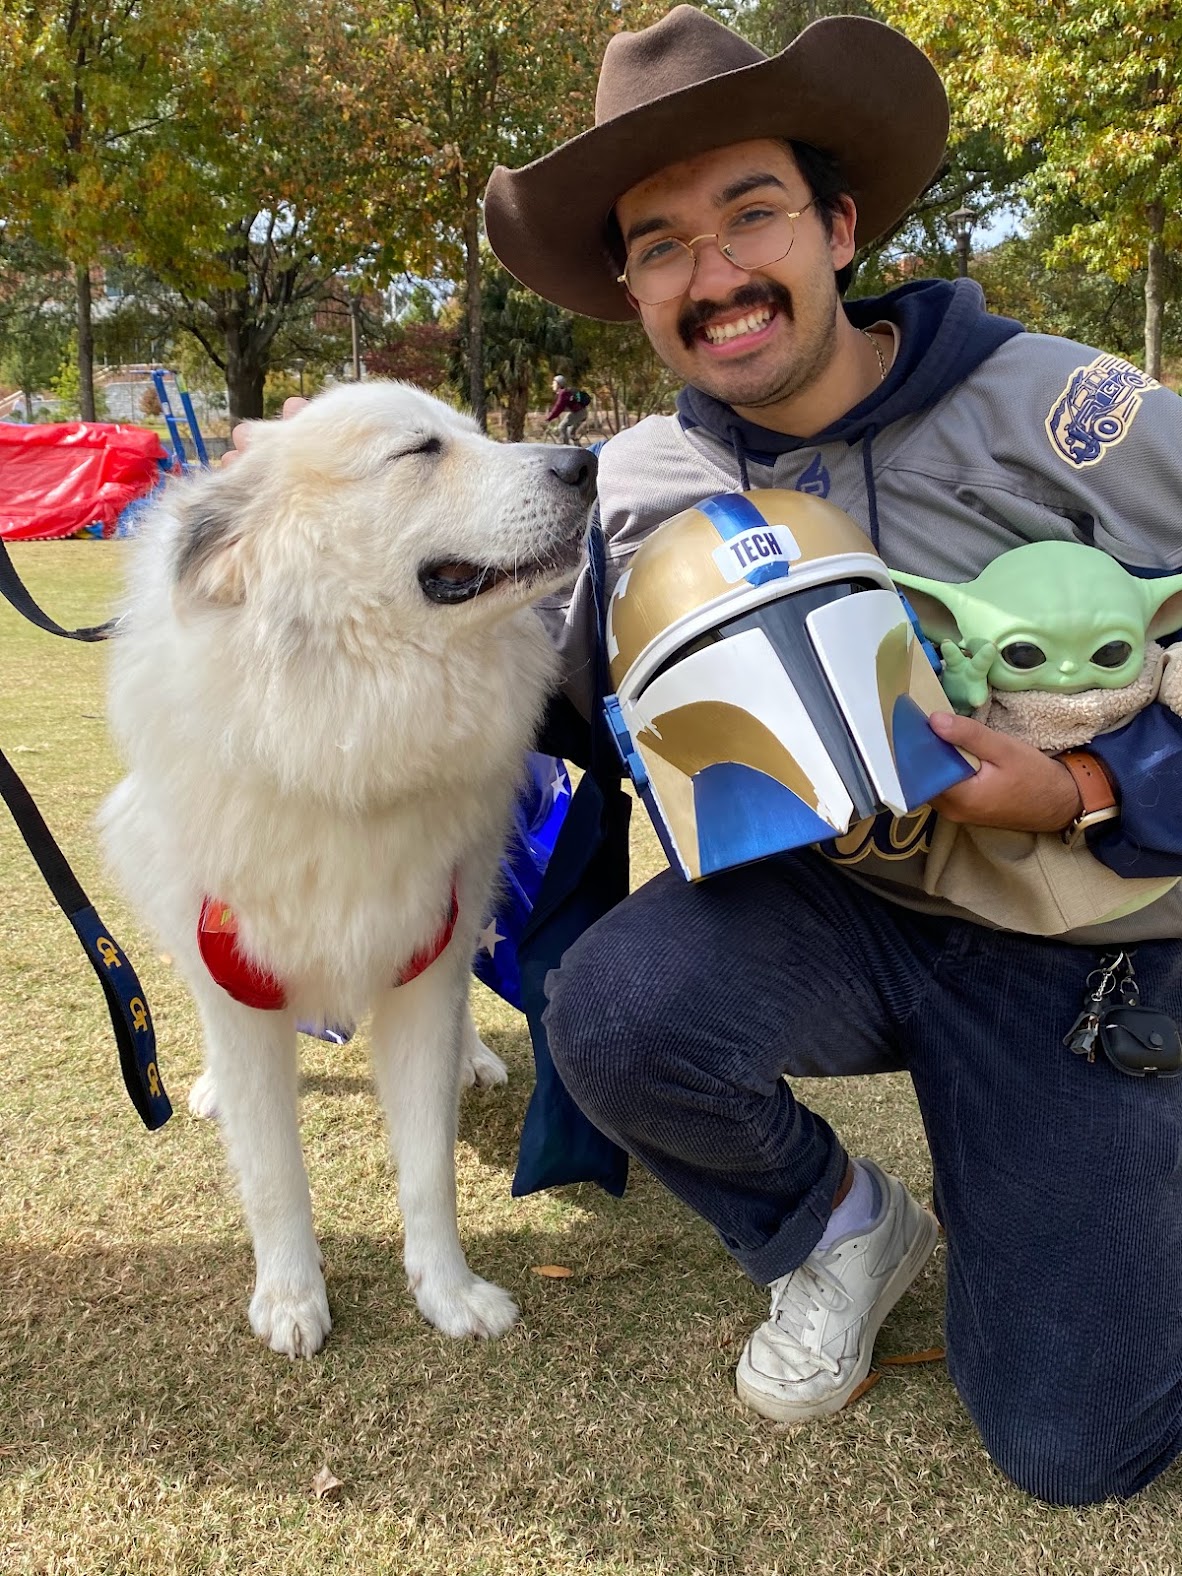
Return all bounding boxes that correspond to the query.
[625,206,799,304]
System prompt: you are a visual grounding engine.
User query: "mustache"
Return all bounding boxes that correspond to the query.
[678,281,794,348]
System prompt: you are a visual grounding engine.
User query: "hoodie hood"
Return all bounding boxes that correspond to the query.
[677,277,1024,464]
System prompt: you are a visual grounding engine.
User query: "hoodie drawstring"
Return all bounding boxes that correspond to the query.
[727,417,881,552]
[727,426,751,492]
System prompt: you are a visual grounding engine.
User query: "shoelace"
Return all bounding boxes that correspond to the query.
[768,1260,849,1378]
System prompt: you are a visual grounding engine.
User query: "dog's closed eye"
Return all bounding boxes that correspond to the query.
[388,436,443,464]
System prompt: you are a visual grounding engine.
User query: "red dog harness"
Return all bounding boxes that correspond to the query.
[197,885,460,1010]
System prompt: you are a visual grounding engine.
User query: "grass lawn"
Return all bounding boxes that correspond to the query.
[1,541,1179,1575]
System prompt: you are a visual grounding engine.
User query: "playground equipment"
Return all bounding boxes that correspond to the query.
[150,368,209,470]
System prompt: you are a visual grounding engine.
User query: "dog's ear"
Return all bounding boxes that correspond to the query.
[172,480,256,608]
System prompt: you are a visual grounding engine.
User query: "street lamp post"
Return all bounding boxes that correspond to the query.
[949,206,975,278]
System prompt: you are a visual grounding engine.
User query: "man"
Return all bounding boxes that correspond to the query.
[484,6,1182,1505]
[545,374,590,444]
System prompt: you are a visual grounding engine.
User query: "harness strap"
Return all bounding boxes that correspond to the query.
[199,881,461,1009]
[395,882,460,985]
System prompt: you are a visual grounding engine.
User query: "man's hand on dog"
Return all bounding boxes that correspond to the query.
[928,712,1081,832]
[224,397,308,465]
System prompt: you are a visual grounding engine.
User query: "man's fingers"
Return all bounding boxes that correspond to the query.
[221,398,308,467]
[928,710,998,762]
[220,423,248,467]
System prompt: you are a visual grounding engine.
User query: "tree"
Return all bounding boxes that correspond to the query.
[0,0,213,418]
[726,1,1033,290]
[569,315,680,433]
[456,261,575,439]
[0,0,398,423]
[0,235,73,418]
[972,227,1182,370]
[366,321,458,392]
[879,0,1182,376]
[338,0,663,428]
[133,0,386,420]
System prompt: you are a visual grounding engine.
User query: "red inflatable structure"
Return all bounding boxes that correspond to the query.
[0,421,170,541]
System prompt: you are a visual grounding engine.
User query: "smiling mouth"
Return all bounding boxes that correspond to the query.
[701,307,775,345]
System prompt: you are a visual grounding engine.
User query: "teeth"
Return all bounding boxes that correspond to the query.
[703,309,772,344]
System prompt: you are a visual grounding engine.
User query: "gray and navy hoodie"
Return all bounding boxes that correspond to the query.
[540,277,1182,945]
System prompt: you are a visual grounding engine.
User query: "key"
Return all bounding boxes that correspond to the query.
[1064,1009,1102,1061]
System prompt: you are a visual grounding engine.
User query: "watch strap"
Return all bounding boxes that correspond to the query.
[1056,749,1119,847]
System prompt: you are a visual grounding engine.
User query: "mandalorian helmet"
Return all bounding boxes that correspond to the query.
[603,490,973,881]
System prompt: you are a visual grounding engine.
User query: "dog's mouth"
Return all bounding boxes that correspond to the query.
[418,560,515,604]
[418,540,583,606]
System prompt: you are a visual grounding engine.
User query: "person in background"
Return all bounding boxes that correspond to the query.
[544,374,591,444]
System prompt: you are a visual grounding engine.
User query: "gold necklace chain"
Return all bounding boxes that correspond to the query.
[862,328,888,385]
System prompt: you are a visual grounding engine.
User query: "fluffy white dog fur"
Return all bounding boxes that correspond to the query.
[99,381,594,1356]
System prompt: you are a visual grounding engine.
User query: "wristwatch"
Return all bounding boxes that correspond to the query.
[1056,749,1120,849]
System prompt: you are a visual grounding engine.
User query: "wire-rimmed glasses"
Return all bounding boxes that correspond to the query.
[617,199,818,305]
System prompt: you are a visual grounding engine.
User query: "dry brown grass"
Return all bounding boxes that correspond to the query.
[1,542,1180,1574]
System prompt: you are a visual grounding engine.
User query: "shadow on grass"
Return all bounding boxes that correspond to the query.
[0,1215,954,1517]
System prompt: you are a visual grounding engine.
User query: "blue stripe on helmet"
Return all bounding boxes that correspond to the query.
[697,493,791,588]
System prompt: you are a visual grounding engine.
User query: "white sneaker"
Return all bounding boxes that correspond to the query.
[736,1159,937,1422]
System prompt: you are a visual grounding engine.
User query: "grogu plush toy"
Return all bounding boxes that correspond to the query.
[888,541,1182,936]
[893,541,1182,751]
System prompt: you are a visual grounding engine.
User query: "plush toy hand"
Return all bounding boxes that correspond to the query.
[927,712,1082,832]
[938,639,996,714]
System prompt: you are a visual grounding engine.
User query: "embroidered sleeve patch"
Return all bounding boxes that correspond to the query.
[1045,353,1160,468]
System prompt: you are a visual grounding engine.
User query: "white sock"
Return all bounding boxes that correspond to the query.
[814,1158,880,1252]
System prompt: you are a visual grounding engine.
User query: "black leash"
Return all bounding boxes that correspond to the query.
[0,537,171,1129]
[0,535,117,643]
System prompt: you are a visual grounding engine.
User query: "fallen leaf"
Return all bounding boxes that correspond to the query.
[531,1264,574,1278]
[845,1372,882,1406]
[311,1466,344,1500]
[878,1347,946,1366]
[158,953,173,966]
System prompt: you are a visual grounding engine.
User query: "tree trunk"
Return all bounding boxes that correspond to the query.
[463,197,485,430]
[76,263,96,421]
[226,360,266,422]
[224,320,266,422]
[1144,201,1164,382]
[505,382,529,443]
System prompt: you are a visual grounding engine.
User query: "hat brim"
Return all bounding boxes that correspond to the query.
[485,17,948,322]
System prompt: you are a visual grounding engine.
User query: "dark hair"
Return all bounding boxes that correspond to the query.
[604,138,855,295]
[785,140,855,296]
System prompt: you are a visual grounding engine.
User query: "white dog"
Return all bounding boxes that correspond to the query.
[100,382,595,1356]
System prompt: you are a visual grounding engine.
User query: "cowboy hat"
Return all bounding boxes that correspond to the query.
[484,6,948,322]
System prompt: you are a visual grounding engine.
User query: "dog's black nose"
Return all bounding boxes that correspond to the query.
[547,447,598,504]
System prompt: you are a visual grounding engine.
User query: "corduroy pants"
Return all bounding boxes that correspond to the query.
[543,848,1182,1506]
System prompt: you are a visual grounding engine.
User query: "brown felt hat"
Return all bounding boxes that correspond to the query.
[484,6,948,322]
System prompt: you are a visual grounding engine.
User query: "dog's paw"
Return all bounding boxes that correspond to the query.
[412,1273,519,1339]
[187,1068,219,1121]
[249,1277,332,1358]
[460,1037,508,1090]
